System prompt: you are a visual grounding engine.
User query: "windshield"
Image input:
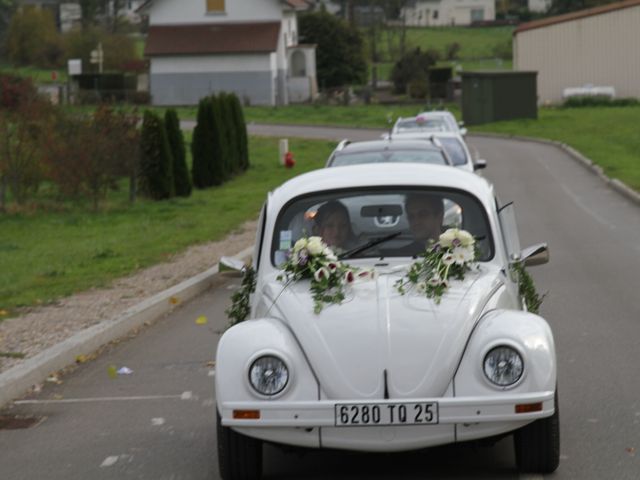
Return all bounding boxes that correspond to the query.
[272,187,494,265]
[437,137,468,166]
[331,149,448,167]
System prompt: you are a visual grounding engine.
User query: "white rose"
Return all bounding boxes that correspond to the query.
[457,230,475,248]
[307,236,325,255]
[293,238,308,252]
[323,246,337,260]
[438,229,456,248]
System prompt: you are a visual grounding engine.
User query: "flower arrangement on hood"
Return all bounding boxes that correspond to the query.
[395,228,478,303]
[278,236,374,314]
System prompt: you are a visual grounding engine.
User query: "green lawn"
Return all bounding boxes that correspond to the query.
[471,106,640,192]
[0,62,68,84]
[374,26,514,62]
[0,136,335,317]
[243,104,461,128]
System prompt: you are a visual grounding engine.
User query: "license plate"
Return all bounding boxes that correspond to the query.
[335,402,439,427]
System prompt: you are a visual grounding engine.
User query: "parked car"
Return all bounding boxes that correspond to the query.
[325,138,453,168]
[388,131,486,172]
[216,163,558,479]
[416,110,468,136]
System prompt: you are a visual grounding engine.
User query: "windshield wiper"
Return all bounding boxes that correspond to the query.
[338,232,402,260]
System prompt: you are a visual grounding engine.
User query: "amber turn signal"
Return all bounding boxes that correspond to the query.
[515,402,543,414]
[233,410,261,419]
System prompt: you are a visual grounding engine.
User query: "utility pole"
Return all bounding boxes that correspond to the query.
[90,42,104,74]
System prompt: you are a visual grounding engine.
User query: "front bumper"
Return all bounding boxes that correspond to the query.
[220,390,555,428]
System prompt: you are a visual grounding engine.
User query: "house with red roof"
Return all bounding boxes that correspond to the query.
[139,0,317,106]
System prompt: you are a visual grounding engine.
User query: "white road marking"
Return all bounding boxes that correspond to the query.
[100,456,119,467]
[180,391,193,400]
[560,184,617,229]
[151,417,165,426]
[208,369,215,377]
[15,394,184,405]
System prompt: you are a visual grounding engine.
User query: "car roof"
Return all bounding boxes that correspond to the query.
[417,111,455,118]
[269,163,494,213]
[391,130,463,141]
[336,138,442,153]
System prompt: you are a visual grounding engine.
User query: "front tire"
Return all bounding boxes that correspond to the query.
[217,410,263,480]
[513,391,560,473]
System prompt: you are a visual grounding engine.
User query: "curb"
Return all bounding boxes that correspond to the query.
[0,246,254,409]
[469,132,640,206]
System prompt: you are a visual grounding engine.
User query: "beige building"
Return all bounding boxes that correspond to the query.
[513,0,640,104]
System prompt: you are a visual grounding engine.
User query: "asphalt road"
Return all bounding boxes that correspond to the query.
[1,127,639,479]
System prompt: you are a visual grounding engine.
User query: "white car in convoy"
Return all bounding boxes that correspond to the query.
[216,163,559,479]
[389,130,486,172]
[392,111,467,137]
[324,138,454,168]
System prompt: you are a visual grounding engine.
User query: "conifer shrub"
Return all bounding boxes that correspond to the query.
[229,93,250,171]
[139,110,174,200]
[164,108,192,197]
[209,95,229,185]
[218,92,239,174]
[191,97,215,188]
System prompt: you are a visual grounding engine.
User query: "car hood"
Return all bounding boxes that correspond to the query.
[262,266,503,400]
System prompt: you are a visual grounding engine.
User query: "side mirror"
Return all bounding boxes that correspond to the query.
[460,127,468,136]
[473,158,487,171]
[521,243,549,267]
[219,256,246,277]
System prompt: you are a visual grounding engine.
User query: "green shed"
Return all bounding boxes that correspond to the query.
[461,71,538,125]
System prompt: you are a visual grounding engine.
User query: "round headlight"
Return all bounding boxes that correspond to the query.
[249,355,289,396]
[483,346,524,387]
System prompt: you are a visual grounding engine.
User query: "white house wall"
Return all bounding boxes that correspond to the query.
[149,54,275,106]
[514,6,640,103]
[148,0,283,24]
[402,0,494,26]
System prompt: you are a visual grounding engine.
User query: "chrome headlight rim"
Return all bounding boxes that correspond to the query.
[482,343,525,389]
[247,353,291,398]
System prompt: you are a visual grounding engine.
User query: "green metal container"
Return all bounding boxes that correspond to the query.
[461,71,538,125]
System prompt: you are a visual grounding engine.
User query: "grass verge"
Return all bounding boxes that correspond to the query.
[0,136,335,317]
[470,106,640,192]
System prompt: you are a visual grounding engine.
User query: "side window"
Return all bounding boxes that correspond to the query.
[253,202,267,271]
[497,201,521,262]
[206,0,225,13]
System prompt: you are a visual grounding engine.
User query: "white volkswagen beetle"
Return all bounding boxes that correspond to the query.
[216,164,558,479]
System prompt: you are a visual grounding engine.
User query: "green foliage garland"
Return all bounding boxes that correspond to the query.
[512,262,545,314]
[226,265,257,326]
